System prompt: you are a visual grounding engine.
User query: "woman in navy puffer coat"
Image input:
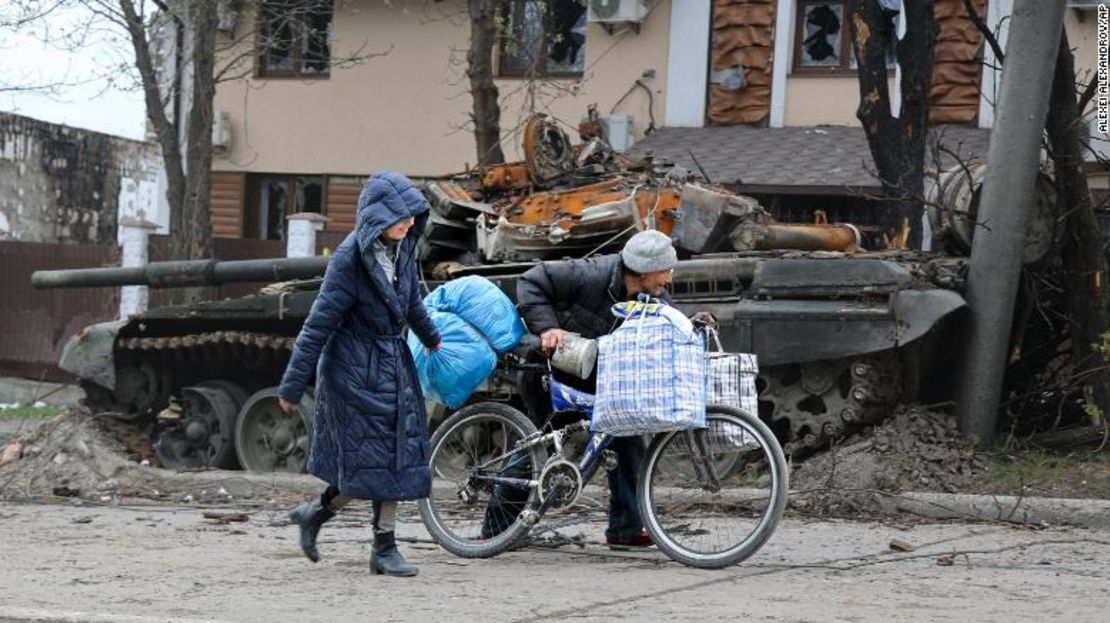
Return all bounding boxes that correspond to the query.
[280,171,441,577]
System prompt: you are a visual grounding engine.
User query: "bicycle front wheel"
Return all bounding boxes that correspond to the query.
[417,402,548,558]
[639,405,788,569]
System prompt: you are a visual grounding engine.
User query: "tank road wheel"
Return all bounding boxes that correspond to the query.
[235,387,313,473]
[759,352,902,455]
[154,381,248,470]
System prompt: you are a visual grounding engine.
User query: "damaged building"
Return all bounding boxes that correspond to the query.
[204,0,1109,247]
[0,112,163,245]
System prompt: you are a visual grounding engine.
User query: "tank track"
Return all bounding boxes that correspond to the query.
[117,331,294,352]
[85,331,294,467]
[759,352,903,455]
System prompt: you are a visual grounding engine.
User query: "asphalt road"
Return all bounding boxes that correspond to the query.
[0,499,1108,622]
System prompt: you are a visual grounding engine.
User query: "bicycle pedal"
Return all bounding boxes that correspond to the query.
[602,450,618,472]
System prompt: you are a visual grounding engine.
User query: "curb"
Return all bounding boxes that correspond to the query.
[147,468,1110,531]
[875,490,1110,530]
[0,607,221,623]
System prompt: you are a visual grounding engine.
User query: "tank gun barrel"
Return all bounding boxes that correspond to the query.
[31,256,331,289]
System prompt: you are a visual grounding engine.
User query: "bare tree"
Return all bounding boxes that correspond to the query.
[848,0,938,249]
[7,0,384,298]
[467,0,506,166]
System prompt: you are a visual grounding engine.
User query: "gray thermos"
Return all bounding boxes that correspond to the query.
[550,334,598,380]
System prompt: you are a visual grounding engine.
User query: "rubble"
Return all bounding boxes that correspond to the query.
[791,404,987,516]
[0,409,163,500]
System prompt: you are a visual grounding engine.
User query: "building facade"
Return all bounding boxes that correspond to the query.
[208,0,1106,241]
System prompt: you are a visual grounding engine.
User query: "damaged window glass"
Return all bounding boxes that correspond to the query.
[259,0,333,77]
[500,0,586,78]
[795,0,897,72]
[800,2,843,67]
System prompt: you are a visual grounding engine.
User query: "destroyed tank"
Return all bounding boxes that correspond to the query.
[30,114,971,472]
[32,251,968,472]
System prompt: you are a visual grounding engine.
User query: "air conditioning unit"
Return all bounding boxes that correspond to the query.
[587,0,649,24]
[212,111,231,154]
[599,114,633,153]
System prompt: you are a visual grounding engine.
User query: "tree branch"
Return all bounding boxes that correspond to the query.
[963,0,1003,63]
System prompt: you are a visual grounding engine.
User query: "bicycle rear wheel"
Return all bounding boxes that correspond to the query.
[639,405,788,569]
[417,402,548,558]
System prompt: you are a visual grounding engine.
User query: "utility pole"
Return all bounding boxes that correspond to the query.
[956,0,1066,443]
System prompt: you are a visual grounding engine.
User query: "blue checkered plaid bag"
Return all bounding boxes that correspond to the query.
[592,300,707,436]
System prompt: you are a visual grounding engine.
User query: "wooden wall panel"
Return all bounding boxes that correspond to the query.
[930,0,987,125]
[210,171,245,238]
[325,176,362,233]
[708,0,775,126]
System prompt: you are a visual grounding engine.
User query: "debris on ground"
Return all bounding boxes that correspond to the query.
[792,404,987,516]
[0,440,21,466]
[889,538,915,552]
[203,511,250,524]
[0,408,317,505]
[0,408,164,500]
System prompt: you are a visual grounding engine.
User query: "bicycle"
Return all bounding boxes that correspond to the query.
[417,338,789,569]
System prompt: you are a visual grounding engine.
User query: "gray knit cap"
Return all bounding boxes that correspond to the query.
[620,230,678,274]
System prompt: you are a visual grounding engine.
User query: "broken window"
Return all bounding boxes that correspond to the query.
[247,175,324,241]
[258,0,333,77]
[499,0,587,78]
[793,1,897,73]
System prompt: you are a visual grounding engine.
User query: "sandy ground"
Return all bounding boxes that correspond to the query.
[0,499,1108,623]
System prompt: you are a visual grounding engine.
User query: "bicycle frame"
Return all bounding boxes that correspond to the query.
[461,374,722,518]
[462,376,611,508]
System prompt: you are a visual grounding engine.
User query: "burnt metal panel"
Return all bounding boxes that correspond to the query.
[750,258,912,298]
[730,299,897,365]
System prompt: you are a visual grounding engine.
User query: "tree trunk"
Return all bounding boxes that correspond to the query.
[118,0,186,249]
[181,0,216,265]
[1045,31,1110,421]
[467,0,506,166]
[849,0,937,249]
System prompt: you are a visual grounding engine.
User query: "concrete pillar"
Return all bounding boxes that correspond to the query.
[978,0,1015,129]
[956,0,1065,443]
[769,0,795,128]
[664,0,712,127]
[118,217,159,320]
[285,213,329,258]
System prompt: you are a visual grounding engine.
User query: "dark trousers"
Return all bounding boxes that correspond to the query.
[481,370,645,538]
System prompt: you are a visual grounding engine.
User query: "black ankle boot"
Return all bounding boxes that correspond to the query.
[289,500,335,563]
[370,531,418,577]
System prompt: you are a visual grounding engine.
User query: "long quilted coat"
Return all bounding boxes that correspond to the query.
[278,171,441,501]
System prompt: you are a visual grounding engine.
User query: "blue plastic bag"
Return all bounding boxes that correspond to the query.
[423,275,525,353]
[408,310,497,408]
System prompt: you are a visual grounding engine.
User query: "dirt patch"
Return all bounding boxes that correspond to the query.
[792,405,987,515]
[0,409,162,500]
[968,449,1110,500]
[0,409,312,505]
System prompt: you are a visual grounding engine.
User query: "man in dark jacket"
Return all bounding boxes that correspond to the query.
[516,229,678,547]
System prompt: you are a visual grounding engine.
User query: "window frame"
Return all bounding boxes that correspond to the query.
[497,0,585,80]
[256,0,333,80]
[245,174,327,241]
[792,0,896,76]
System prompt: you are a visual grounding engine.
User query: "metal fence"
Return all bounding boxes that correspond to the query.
[0,235,334,383]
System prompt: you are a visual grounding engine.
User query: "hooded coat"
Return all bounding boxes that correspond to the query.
[278,171,440,501]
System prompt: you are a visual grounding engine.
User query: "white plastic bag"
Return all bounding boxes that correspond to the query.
[593,301,707,436]
[704,327,759,416]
